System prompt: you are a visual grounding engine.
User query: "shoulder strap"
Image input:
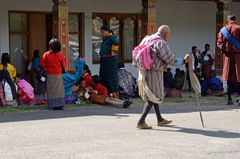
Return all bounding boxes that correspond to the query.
[220,27,240,49]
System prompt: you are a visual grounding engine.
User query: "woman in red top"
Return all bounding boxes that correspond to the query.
[41,38,66,110]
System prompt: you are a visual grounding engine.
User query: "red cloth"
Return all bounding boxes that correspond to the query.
[0,84,6,106]
[217,22,240,82]
[18,88,32,103]
[92,83,108,96]
[85,75,92,86]
[40,51,66,74]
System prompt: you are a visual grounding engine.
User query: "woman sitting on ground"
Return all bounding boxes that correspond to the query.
[118,62,138,98]
[201,70,224,96]
[0,53,16,81]
[75,75,132,108]
[0,69,17,106]
[16,74,35,105]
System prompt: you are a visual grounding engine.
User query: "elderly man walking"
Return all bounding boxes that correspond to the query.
[135,25,177,129]
[217,15,240,105]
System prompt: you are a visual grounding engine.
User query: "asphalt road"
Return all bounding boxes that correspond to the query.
[0,99,240,159]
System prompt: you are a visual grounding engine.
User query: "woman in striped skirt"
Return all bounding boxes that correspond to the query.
[41,38,66,110]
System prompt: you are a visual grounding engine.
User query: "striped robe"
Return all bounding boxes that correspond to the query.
[139,34,176,103]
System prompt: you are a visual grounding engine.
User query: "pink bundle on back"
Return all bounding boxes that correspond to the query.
[132,36,161,70]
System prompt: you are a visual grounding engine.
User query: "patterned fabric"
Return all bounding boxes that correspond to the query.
[47,74,65,108]
[65,95,76,104]
[138,33,176,103]
[118,68,137,97]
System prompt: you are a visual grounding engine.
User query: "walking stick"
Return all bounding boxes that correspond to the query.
[195,92,205,128]
[182,55,205,128]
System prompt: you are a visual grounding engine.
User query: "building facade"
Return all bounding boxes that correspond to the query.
[0,0,240,77]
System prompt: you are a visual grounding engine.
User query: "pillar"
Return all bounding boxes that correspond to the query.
[215,0,231,75]
[52,0,69,69]
[141,0,157,38]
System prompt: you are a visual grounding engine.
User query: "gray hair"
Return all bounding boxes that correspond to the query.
[157,25,171,37]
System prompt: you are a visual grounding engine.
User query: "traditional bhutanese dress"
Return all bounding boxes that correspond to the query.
[118,68,137,97]
[138,34,176,104]
[40,51,66,109]
[62,58,84,104]
[99,35,120,94]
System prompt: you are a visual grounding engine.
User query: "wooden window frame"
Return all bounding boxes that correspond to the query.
[92,13,141,64]
[9,11,84,62]
[9,11,29,65]
[69,13,84,57]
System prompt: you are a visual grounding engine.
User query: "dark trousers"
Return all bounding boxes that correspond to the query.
[31,70,40,94]
[138,101,163,124]
[227,81,240,100]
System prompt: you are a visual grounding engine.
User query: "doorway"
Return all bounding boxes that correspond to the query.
[9,12,52,74]
[29,13,52,59]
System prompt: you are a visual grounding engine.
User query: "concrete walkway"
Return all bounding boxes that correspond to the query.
[0,98,240,159]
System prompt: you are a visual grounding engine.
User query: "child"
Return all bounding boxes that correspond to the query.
[73,77,93,104]
[82,64,92,86]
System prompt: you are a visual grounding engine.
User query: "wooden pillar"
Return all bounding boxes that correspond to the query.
[52,0,69,69]
[141,0,157,38]
[215,1,231,75]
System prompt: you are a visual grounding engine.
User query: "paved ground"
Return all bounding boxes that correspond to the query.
[0,97,240,159]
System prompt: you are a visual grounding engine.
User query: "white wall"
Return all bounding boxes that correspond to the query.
[231,2,240,23]
[0,0,236,77]
[68,0,142,77]
[0,0,52,53]
[156,0,217,71]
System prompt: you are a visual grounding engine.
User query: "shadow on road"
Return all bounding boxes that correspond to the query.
[153,125,240,139]
[0,101,238,123]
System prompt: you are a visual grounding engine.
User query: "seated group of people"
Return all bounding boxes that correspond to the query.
[201,70,224,96]
[65,63,133,108]
[0,51,136,108]
[0,53,41,106]
[183,44,225,96]
[164,68,185,98]
[164,66,225,98]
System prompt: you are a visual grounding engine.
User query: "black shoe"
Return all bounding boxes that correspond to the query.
[52,106,64,110]
[123,100,132,108]
[237,100,240,106]
[228,100,233,105]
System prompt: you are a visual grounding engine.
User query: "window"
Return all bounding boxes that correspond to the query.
[69,13,84,70]
[9,12,28,74]
[9,12,84,73]
[92,13,141,64]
